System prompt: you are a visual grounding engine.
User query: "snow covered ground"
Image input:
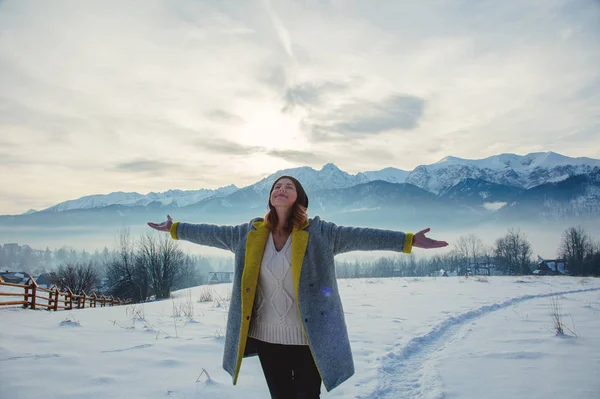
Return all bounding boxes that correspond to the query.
[1,276,599,398]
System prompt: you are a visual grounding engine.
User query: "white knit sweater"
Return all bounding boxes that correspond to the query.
[248,232,308,345]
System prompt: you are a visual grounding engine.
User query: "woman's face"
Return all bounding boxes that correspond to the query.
[270,178,298,209]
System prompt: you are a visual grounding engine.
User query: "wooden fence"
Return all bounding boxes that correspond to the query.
[0,277,127,310]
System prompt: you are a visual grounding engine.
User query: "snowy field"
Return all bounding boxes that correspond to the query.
[1,276,599,399]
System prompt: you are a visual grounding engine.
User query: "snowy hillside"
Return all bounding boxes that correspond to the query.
[1,277,599,398]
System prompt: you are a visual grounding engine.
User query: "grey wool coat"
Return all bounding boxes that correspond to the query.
[170,216,414,392]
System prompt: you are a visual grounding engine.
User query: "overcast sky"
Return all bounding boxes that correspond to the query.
[1,0,599,215]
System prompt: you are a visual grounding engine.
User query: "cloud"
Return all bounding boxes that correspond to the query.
[266,149,330,165]
[114,160,179,175]
[262,0,295,60]
[356,147,397,161]
[283,80,350,110]
[189,138,331,165]
[191,138,264,155]
[333,95,425,133]
[0,138,15,148]
[304,94,425,141]
[205,110,245,125]
[260,65,288,91]
[0,98,78,145]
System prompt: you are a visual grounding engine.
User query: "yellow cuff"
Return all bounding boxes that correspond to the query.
[170,222,180,240]
[403,232,414,254]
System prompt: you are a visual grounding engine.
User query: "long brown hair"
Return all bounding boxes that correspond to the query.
[264,176,309,231]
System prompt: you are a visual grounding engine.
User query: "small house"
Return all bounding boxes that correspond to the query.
[534,257,567,275]
[0,271,31,284]
[36,272,58,288]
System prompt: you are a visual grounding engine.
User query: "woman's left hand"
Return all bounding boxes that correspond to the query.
[413,228,448,249]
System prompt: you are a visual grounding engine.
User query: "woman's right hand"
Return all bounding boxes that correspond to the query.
[147,214,173,232]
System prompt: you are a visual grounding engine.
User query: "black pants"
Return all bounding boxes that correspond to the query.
[252,338,322,398]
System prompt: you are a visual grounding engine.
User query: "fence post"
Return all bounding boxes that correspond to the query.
[47,285,54,311]
[53,286,60,311]
[82,290,87,309]
[110,296,115,307]
[92,293,97,308]
[29,277,38,310]
[24,284,29,309]
[67,288,74,310]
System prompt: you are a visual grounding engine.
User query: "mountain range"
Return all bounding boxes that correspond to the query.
[1,151,599,251]
[11,152,600,214]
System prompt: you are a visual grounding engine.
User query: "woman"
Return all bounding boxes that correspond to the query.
[148,175,448,398]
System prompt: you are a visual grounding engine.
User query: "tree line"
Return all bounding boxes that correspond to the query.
[335,225,600,278]
[28,230,219,303]
[0,244,111,275]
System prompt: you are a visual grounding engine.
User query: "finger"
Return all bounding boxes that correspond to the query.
[416,228,431,236]
[416,239,448,248]
[427,241,447,247]
[167,214,172,221]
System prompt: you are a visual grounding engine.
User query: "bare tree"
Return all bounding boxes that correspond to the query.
[455,234,484,275]
[56,261,100,294]
[352,260,362,278]
[559,226,592,275]
[373,256,395,277]
[173,255,207,290]
[415,257,431,277]
[394,253,417,277]
[586,240,600,276]
[105,228,149,302]
[494,229,533,275]
[138,233,186,299]
[442,250,462,274]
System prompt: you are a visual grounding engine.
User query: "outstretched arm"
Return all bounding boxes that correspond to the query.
[322,220,448,255]
[148,215,249,253]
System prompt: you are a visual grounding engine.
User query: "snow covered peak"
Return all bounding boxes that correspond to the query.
[320,162,341,172]
[250,163,369,194]
[362,167,410,184]
[432,152,600,172]
[43,192,145,212]
[434,155,463,165]
[407,152,600,194]
[42,185,239,213]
